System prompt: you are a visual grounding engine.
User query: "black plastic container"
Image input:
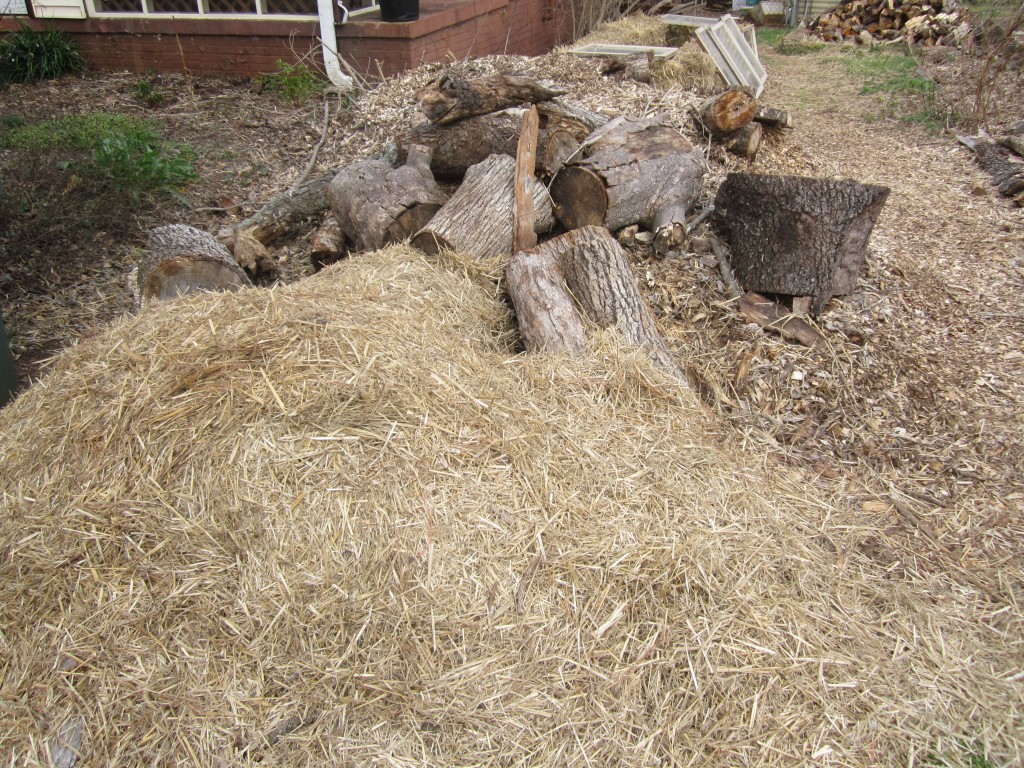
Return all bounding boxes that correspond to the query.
[378,0,418,21]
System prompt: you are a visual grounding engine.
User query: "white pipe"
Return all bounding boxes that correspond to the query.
[317,0,353,90]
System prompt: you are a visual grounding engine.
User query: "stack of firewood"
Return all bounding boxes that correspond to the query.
[810,0,968,45]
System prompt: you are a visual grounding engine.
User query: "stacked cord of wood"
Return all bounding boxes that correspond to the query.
[810,0,968,45]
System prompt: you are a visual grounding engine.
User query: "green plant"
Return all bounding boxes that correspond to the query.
[133,78,166,107]
[0,113,195,203]
[258,60,324,103]
[843,48,952,131]
[0,23,86,86]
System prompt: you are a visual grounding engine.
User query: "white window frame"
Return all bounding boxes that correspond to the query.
[82,0,378,18]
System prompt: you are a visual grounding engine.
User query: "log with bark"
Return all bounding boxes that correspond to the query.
[549,116,704,254]
[310,216,346,271]
[600,53,654,83]
[414,73,567,125]
[137,224,252,308]
[506,226,685,380]
[696,88,757,138]
[754,105,794,129]
[724,122,763,160]
[328,144,448,253]
[399,100,608,181]
[412,154,555,267]
[714,173,890,313]
[958,134,1024,199]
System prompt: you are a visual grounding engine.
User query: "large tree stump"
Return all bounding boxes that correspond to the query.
[506,226,685,381]
[714,173,890,313]
[328,144,447,253]
[549,116,704,254]
[412,154,555,266]
[415,73,567,125]
[137,224,252,308]
[400,101,608,181]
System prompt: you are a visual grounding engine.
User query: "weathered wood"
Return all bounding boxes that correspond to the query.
[724,121,763,160]
[401,101,607,181]
[413,154,555,266]
[739,293,825,347]
[138,224,252,308]
[697,88,757,138]
[539,131,580,177]
[959,137,1024,197]
[506,227,684,380]
[600,52,654,83]
[328,144,448,254]
[1001,134,1024,159]
[754,105,794,129]
[550,116,704,255]
[506,245,586,355]
[219,171,334,250]
[714,173,889,313]
[310,216,346,271]
[415,73,567,125]
[513,107,540,253]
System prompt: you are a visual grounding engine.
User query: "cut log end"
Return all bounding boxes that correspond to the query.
[385,204,444,245]
[550,166,609,229]
[141,258,251,304]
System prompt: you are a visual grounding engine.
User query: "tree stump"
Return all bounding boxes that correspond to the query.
[412,154,555,267]
[506,226,685,381]
[714,173,890,313]
[328,144,448,253]
[415,73,567,125]
[549,116,704,254]
[138,224,252,308]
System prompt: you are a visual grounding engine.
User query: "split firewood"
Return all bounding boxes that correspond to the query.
[513,107,540,253]
[550,115,704,255]
[714,173,889,314]
[506,226,685,381]
[600,53,654,83]
[724,122,763,160]
[696,88,757,139]
[414,73,567,125]
[400,100,607,181]
[958,135,1024,198]
[137,224,252,308]
[310,216,346,271]
[753,105,794,129]
[328,144,448,253]
[412,154,555,267]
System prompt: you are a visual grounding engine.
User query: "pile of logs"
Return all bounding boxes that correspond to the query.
[137,71,888,373]
[693,88,793,161]
[810,0,968,45]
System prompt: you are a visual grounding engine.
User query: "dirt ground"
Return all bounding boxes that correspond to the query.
[1,31,1023,593]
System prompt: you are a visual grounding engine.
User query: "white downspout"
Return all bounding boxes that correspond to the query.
[317,0,354,90]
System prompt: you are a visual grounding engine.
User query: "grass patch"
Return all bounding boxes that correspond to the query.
[258,60,324,103]
[0,23,86,86]
[842,47,952,132]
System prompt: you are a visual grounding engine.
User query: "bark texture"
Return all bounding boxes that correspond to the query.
[413,154,555,266]
[220,171,334,249]
[754,105,794,129]
[328,145,448,253]
[138,224,252,307]
[724,122,763,160]
[415,73,567,125]
[506,226,685,381]
[550,116,704,254]
[714,173,890,313]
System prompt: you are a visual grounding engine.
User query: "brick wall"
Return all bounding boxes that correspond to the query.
[0,0,562,79]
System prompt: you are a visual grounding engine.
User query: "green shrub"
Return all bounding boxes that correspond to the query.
[1,113,194,210]
[0,24,86,86]
[259,60,324,103]
[133,77,166,107]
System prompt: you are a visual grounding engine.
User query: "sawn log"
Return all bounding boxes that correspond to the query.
[137,224,252,308]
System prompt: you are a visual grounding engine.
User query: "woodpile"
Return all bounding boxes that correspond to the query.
[810,0,968,45]
[692,88,794,161]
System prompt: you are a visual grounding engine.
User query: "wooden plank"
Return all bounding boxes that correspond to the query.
[513,106,540,253]
[738,292,826,348]
[570,43,679,60]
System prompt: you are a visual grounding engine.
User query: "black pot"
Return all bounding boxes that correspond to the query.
[378,0,418,21]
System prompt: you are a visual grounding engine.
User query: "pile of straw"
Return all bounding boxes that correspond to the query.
[1,247,1021,766]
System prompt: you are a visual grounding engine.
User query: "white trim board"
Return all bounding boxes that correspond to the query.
[570,43,680,60]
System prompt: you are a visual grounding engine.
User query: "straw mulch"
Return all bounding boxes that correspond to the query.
[1,247,1021,766]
